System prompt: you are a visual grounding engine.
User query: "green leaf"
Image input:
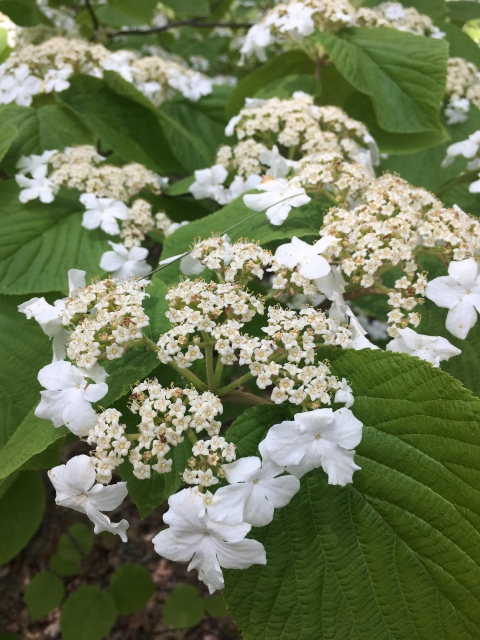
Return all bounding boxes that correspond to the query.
[60,75,182,174]
[0,181,108,295]
[60,586,117,640]
[255,74,321,101]
[108,0,158,21]
[203,594,228,618]
[226,51,315,119]
[0,0,50,25]
[144,278,171,342]
[161,196,327,263]
[110,564,155,614]
[119,438,192,518]
[0,471,45,565]
[441,22,480,67]
[418,299,480,398]
[100,350,161,408]
[224,350,480,639]
[25,572,64,620]
[315,27,448,135]
[163,585,204,628]
[0,104,96,176]
[162,0,209,17]
[20,437,64,471]
[448,0,480,22]
[401,0,448,20]
[49,523,94,575]
[0,124,17,163]
[101,70,212,173]
[0,410,67,481]
[0,633,20,640]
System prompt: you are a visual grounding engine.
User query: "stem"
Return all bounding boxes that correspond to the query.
[344,286,388,301]
[168,361,209,392]
[214,359,224,388]
[222,390,274,406]
[125,434,139,441]
[436,169,479,196]
[186,428,198,446]
[109,20,252,38]
[204,342,215,390]
[142,332,158,352]
[216,371,255,396]
[85,0,99,34]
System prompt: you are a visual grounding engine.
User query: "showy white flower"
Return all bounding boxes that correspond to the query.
[445,98,470,126]
[228,174,262,199]
[260,145,296,179]
[16,150,57,176]
[264,408,363,485]
[102,51,135,82]
[240,24,273,62]
[152,488,266,593]
[315,266,346,303]
[16,165,57,203]
[167,71,212,101]
[44,65,73,93]
[442,131,480,167]
[18,269,86,360]
[386,327,461,366]
[275,236,336,279]
[225,114,241,137]
[270,2,315,38]
[243,178,311,225]
[189,165,228,203]
[49,455,129,541]
[425,258,480,339]
[0,64,41,106]
[384,3,406,20]
[35,361,108,436]
[100,241,151,279]
[334,378,354,408]
[208,441,300,527]
[348,310,380,351]
[80,193,129,235]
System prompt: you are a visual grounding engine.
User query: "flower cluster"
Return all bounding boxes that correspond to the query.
[86,408,131,484]
[0,11,20,49]
[64,278,150,370]
[357,2,444,38]
[444,57,480,125]
[0,37,213,107]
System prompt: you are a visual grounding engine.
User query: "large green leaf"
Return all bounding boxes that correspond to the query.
[226,51,315,119]
[224,350,480,639]
[0,471,46,564]
[0,0,50,25]
[0,294,51,449]
[441,22,480,67]
[60,586,117,640]
[0,103,96,175]
[448,0,480,23]
[60,75,183,173]
[315,28,448,135]
[108,0,158,21]
[0,124,17,163]
[0,181,108,295]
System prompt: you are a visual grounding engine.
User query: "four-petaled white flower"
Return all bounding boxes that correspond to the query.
[386,327,461,367]
[208,441,300,527]
[240,24,273,62]
[425,258,480,339]
[269,2,315,38]
[264,408,363,485]
[442,131,480,168]
[16,149,57,176]
[0,64,42,106]
[260,145,296,179]
[275,235,336,279]
[80,193,129,235]
[49,455,129,541]
[243,178,311,225]
[35,361,108,436]
[334,378,354,408]
[102,51,135,82]
[44,65,73,93]
[152,488,266,593]
[228,174,262,200]
[16,165,57,203]
[18,269,86,361]
[189,165,229,203]
[167,71,212,102]
[100,241,151,279]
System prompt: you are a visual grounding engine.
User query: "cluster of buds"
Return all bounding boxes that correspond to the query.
[183,436,237,488]
[87,409,130,484]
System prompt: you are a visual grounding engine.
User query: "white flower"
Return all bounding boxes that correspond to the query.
[35,361,108,436]
[208,441,300,527]
[270,2,315,38]
[80,193,129,235]
[315,266,346,302]
[152,488,266,593]
[100,241,151,279]
[44,65,73,93]
[348,310,380,351]
[16,165,57,203]
[102,51,135,82]
[49,455,129,541]
[167,71,212,101]
[334,378,354,408]
[275,236,336,279]
[384,3,406,20]
[228,174,262,199]
[386,327,461,366]
[18,269,86,360]
[445,99,470,126]
[264,408,363,485]
[225,114,241,137]
[442,131,480,168]
[180,253,207,276]
[189,165,228,203]
[240,24,273,62]
[16,150,57,176]
[260,145,297,179]
[0,64,42,106]
[243,178,311,225]
[425,258,480,339]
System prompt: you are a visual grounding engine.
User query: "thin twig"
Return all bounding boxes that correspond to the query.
[109,20,251,38]
[85,0,99,33]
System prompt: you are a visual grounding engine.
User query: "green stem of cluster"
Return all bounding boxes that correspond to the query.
[125,434,139,441]
[203,332,216,390]
[186,428,198,446]
[142,332,159,353]
[214,359,225,388]
[168,361,209,392]
[222,390,274,406]
[216,371,255,397]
